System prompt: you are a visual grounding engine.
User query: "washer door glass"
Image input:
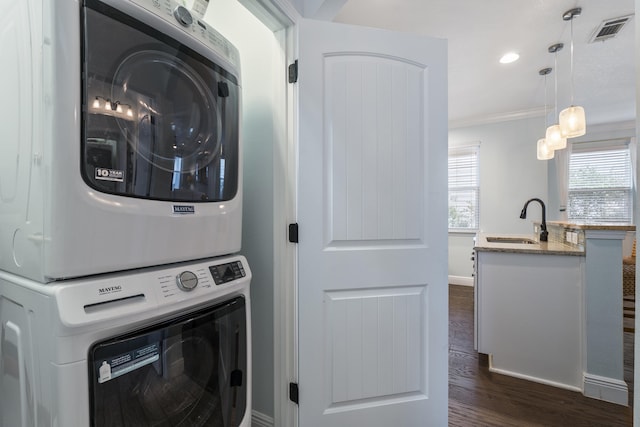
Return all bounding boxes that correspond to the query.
[82,2,239,202]
[89,296,247,427]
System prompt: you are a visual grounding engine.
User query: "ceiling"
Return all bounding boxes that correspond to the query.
[332,0,636,128]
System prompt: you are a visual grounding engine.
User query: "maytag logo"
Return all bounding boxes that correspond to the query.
[98,285,122,296]
[173,205,195,214]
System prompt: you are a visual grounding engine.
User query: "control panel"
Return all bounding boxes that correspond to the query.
[128,0,240,68]
[154,257,247,300]
[209,261,246,285]
[56,255,250,327]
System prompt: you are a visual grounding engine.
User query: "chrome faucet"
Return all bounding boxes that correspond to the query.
[519,198,548,242]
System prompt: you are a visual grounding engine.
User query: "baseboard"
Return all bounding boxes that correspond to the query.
[252,411,275,427]
[252,410,275,427]
[449,275,473,286]
[583,373,629,406]
[488,364,582,393]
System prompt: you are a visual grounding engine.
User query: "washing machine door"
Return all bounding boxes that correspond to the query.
[88,296,247,427]
[81,0,240,202]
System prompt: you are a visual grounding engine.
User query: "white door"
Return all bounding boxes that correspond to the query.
[297,18,449,427]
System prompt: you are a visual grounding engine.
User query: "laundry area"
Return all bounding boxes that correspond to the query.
[1,0,252,425]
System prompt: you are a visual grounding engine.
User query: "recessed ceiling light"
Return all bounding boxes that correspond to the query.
[499,52,520,64]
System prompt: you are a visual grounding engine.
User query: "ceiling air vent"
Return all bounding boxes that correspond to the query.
[589,14,633,43]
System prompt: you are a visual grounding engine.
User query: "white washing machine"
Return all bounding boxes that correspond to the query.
[0,255,251,427]
[2,0,243,282]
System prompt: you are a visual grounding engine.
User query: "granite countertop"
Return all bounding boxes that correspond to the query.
[546,221,636,231]
[474,233,585,256]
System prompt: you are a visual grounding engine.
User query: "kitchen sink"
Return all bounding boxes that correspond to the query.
[485,236,537,244]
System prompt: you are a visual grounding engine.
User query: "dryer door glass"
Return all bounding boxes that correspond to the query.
[82,1,239,202]
[88,296,247,427]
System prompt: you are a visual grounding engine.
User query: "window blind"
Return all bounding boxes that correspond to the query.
[568,144,632,223]
[448,145,480,230]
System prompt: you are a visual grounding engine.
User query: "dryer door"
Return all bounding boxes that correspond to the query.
[88,296,247,427]
[81,0,240,203]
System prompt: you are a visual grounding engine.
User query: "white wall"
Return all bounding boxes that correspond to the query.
[448,116,548,279]
[204,1,279,419]
[449,233,474,280]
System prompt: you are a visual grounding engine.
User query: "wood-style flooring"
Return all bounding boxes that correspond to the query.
[448,284,634,426]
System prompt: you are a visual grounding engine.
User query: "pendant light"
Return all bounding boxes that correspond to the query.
[559,7,586,138]
[545,43,567,150]
[537,68,554,160]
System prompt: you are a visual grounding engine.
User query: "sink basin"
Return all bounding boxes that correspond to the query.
[485,236,537,244]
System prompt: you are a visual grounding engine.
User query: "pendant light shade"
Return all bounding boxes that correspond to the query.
[560,7,586,138]
[559,105,586,137]
[545,124,566,150]
[537,138,554,160]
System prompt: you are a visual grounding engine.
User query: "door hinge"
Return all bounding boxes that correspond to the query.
[288,223,299,243]
[289,382,299,404]
[288,60,298,83]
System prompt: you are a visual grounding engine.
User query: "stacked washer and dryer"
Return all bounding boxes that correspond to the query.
[1,0,250,426]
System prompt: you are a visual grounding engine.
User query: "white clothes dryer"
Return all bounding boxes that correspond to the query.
[1,0,243,282]
[0,255,251,427]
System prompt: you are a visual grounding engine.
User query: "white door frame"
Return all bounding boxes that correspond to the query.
[236,1,299,426]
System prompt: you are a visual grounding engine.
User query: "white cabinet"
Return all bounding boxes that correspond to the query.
[475,250,585,391]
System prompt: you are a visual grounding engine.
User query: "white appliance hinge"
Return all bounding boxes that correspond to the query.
[288,60,298,83]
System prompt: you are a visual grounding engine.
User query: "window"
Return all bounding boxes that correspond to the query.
[568,140,633,223]
[448,144,480,230]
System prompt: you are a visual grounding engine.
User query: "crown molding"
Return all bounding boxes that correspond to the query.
[449,107,546,129]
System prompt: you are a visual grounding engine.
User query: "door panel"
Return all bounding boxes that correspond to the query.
[325,55,424,245]
[298,18,448,427]
[325,286,426,407]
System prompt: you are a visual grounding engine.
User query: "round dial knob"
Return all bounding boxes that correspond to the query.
[177,271,198,291]
[173,6,193,27]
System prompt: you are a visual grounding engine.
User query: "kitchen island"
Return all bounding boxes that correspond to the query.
[474,221,635,405]
[474,233,585,392]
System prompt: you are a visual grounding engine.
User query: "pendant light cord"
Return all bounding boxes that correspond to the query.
[554,51,559,117]
[570,17,575,106]
[544,74,548,128]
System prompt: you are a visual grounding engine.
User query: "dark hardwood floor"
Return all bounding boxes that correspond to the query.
[448,284,634,426]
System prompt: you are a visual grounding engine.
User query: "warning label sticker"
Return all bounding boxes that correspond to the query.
[97,342,160,384]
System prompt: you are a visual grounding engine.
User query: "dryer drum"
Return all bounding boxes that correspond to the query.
[132,336,217,426]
